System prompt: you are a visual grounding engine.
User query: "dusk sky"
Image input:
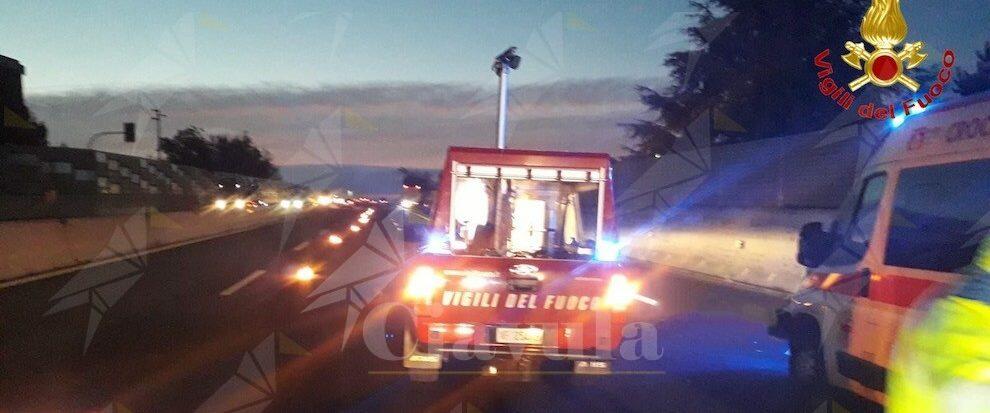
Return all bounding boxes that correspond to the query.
[2,0,989,168]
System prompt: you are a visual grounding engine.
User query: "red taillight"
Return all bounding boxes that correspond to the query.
[603,274,639,311]
[403,266,446,301]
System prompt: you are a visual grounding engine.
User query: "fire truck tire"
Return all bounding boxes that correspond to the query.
[408,368,439,382]
[403,328,418,359]
[384,308,412,359]
[403,328,441,382]
[788,317,826,389]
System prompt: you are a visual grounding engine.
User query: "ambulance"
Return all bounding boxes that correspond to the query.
[770,92,990,405]
[399,146,647,376]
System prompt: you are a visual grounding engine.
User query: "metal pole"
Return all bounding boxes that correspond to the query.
[86,131,117,149]
[151,109,166,159]
[496,66,510,149]
[152,109,165,140]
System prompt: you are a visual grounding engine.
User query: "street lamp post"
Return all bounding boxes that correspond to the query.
[491,47,521,150]
[151,109,167,159]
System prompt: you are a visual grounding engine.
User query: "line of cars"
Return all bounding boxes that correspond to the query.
[209,177,386,213]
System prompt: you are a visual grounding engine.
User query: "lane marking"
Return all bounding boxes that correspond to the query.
[220,270,266,296]
[293,241,310,251]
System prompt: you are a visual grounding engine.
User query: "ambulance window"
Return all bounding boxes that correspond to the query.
[836,173,887,261]
[885,159,990,273]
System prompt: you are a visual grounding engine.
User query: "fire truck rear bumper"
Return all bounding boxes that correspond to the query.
[404,344,613,375]
[434,345,610,360]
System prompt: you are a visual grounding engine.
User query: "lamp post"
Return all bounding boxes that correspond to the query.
[491,47,521,149]
[151,109,167,159]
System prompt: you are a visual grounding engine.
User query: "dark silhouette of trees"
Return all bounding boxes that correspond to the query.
[398,167,437,192]
[626,0,874,155]
[1,55,47,146]
[1,110,47,146]
[159,127,214,170]
[159,126,278,179]
[955,42,990,96]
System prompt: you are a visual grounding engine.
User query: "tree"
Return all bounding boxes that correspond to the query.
[954,42,990,96]
[398,167,437,192]
[158,127,214,170]
[210,133,279,179]
[626,0,875,155]
[158,126,278,179]
[1,108,47,146]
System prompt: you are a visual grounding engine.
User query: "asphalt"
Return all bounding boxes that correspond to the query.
[1,206,854,413]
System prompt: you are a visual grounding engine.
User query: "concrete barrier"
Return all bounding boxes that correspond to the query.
[0,207,299,287]
[622,207,836,293]
[1,145,293,220]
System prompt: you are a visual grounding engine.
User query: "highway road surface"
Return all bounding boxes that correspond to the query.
[1,205,861,412]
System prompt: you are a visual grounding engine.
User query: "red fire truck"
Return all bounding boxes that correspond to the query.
[396,48,648,377]
[399,146,645,376]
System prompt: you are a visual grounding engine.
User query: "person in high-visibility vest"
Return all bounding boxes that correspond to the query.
[887,235,990,412]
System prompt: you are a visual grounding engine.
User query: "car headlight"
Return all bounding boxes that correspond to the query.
[233,199,247,209]
[213,199,228,210]
[403,266,446,301]
[604,274,639,311]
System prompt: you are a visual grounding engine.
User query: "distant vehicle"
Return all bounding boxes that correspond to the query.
[213,177,259,211]
[771,93,990,406]
[398,146,648,378]
[349,196,378,206]
[215,177,256,196]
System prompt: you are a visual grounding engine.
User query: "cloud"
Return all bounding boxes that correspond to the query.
[26,78,649,169]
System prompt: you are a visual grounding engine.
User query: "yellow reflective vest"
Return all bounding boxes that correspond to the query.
[887,294,990,412]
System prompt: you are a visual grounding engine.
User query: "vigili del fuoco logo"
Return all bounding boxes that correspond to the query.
[813,0,955,121]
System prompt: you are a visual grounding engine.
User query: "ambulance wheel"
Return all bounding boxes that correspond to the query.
[788,318,826,388]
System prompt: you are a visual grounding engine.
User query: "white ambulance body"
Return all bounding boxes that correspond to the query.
[771,92,990,405]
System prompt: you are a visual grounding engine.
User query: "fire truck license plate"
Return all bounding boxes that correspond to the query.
[495,328,544,345]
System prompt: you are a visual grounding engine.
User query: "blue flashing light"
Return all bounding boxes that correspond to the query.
[423,232,452,254]
[892,103,934,129]
[891,115,906,128]
[595,240,621,262]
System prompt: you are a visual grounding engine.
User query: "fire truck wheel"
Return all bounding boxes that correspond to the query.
[404,329,441,382]
[408,368,439,382]
[788,317,826,389]
[383,309,412,359]
[403,328,417,359]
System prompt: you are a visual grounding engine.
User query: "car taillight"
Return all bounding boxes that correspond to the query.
[604,274,639,311]
[403,266,446,301]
